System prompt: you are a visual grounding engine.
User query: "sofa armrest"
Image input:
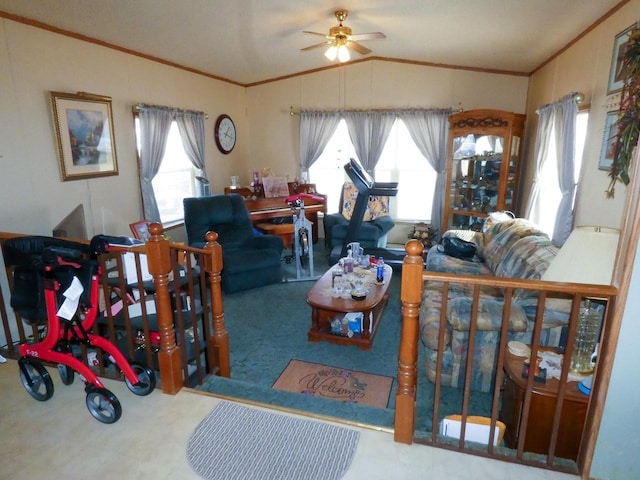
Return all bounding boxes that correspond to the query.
[425,246,492,276]
[447,296,528,332]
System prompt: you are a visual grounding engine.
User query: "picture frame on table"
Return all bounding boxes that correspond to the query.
[50,91,118,181]
[599,111,619,171]
[262,176,289,198]
[130,220,152,241]
[607,24,634,95]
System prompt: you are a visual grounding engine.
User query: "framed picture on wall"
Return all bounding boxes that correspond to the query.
[599,111,618,171]
[50,91,119,181]
[607,24,634,94]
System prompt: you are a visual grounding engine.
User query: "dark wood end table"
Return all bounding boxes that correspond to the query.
[499,348,588,461]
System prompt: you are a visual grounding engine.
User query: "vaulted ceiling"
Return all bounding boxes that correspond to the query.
[0,0,624,85]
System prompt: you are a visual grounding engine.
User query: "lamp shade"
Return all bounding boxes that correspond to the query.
[541,226,619,285]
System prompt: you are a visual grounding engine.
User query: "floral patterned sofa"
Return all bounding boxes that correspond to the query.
[420,219,570,392]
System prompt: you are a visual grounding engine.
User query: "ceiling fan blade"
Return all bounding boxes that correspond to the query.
[301,41,331,52]
[347,41,372,55]
[349,32,386,41]
[303,31,331,38]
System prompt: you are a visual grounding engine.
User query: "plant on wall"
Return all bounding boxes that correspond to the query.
[607,26,640,198]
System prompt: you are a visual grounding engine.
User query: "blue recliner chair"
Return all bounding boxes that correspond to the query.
[183,194,284,293]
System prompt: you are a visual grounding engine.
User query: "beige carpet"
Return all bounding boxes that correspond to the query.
[272,360,393,408]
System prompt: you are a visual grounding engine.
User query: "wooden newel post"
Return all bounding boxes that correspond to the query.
[146,223,183,394]
[203,231,230,377]
[394,239,424,444]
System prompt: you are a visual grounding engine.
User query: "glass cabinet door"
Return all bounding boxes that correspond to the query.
[443,109,525,234]
[504,135,521,212]
[449,134,504,230]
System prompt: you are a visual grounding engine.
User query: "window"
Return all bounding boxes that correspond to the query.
[308,120,356,214]
[134,119,198,224]
[533,111,589,237]
[375,120,437,221]
[309,119,437,221]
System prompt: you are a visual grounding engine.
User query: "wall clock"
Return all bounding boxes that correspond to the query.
[214,114,236,154]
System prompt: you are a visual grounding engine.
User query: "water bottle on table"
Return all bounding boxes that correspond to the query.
[376,257,385,284]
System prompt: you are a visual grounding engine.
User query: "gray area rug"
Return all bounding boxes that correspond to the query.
[187,401,360,480]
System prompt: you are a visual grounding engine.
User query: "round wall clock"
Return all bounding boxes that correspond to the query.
[214,114,236,154]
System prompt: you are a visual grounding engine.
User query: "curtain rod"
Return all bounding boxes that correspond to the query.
[289,105,458,116]
[134,103,208,119]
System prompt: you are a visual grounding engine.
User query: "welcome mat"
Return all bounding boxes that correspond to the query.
[272,359,393,408]
[187,401,359,480]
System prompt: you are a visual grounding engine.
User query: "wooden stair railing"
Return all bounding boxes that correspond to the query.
[394,239,618,474]
[144,224,230,394]
[0,226,230,395]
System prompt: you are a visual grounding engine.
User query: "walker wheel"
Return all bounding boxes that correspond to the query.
[57,364,75,385]
[85,386,122,424]
[125,363,156,396]
[19,357,54,401]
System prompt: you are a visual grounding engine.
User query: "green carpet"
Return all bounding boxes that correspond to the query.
[197,249,492,433]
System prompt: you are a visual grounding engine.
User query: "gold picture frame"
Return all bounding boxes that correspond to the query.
[50,91,118,181]
[607,24,634,95]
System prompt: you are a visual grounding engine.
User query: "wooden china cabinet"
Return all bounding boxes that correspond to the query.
[442,109,525,233]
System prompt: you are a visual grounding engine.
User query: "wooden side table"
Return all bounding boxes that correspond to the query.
[499,349,588,461]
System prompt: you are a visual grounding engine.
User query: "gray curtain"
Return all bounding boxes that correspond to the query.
[343,111,396,174]
[551,95,578,244]
[138,106,173,222]
[399,109,452,235]
[525,93,578,245]
[299,111,342,178]
[176,111,208,195]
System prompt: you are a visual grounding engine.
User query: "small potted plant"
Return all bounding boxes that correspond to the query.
[408,223,438,250]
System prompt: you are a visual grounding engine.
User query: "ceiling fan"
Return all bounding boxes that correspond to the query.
[301,10,386,63]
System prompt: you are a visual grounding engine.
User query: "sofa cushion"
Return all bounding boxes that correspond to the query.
[482,219,548,272]
[446,296,529,332]
[494,235,558,281]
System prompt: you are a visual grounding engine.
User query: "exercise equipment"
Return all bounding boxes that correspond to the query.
[329,158,405,267]
[284,193,324,282]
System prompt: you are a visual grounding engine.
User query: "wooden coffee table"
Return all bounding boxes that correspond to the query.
[306,264,392,350]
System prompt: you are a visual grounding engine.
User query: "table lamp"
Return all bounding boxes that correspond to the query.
[541,226,619,373]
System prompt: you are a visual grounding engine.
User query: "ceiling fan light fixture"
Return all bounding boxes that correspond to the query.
[324,45,338,61]
[337,45,350,62]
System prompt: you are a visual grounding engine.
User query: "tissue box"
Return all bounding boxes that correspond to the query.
[345,312,363,333]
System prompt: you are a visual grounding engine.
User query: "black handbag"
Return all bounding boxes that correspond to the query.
[440,235,477,259]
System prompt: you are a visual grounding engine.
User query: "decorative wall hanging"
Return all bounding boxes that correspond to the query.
[50,91,118,181]
[606,25,640,198]
[607,24,635,95]
[599,111,618,171]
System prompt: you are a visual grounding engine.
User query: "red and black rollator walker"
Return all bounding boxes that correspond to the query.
[4,235,156,424]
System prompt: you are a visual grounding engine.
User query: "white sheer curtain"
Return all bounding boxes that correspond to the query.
[299,111,342,178]
[343,111,396,174]
[176,111,207,188]
[525,93,578,245]
[399,109,452,235]
[138,106,173,222]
